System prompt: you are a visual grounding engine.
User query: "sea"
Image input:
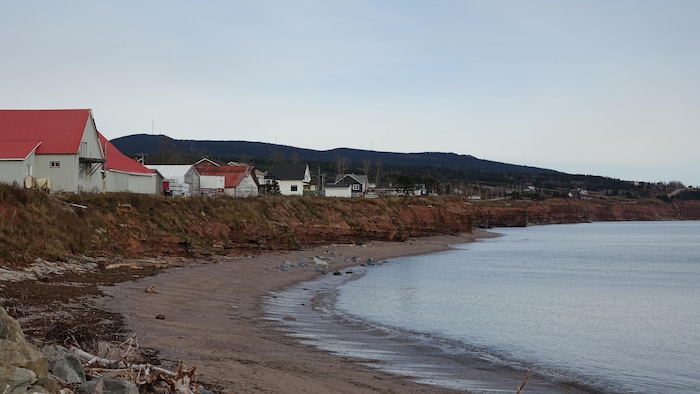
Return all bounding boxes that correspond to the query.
[265,221,700,393]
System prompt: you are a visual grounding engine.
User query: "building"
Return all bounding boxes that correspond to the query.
[335,174,369,196]
[194,158,259,197]
[0,109,119,193]
[98,133,158,194]
[266,163,311,196]
[323,183,352,198]
[145,165,200,196]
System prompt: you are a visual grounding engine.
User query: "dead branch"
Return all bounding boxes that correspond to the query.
[70,346,177,377]
[517,369,532,394]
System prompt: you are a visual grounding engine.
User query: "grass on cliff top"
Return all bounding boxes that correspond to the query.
[0,184,470,266]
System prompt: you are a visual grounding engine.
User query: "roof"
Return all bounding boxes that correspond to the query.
[144,165,195,179]
[196,165,255,188]
[0,109,92,154]
[267,163,309,181]
[337,174,367,185]
[98,132,154,175]
[0,140,42,160]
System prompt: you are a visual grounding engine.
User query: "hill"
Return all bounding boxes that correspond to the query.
[111,134,559,175]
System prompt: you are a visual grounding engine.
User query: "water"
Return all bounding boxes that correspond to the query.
[266,221,700,393]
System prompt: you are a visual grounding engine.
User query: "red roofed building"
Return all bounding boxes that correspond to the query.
[98,132,159,194]
[0,109,105,192]
[194,158,259,197]
[0,109,158,194]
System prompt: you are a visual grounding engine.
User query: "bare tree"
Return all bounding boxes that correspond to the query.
[270,149,285,165]
[361,159,372,178]
[290,152,300,164]
[335,155,348,181]
[375,159,383,185]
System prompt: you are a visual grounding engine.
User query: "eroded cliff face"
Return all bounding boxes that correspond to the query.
[1,186,699,266]
[470,198,700,228]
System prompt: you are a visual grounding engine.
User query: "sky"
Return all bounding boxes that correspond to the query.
[2,1,699,186]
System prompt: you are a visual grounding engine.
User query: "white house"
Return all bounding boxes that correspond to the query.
[0,140,42,188]
[0,109,107,193]
[145,165,200,196]
[266,163,311,196]
[323,184,352,198]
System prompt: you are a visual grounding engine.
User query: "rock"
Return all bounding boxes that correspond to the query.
[0,307,60,394]
[42,345,86,384]
[76,375,139,394]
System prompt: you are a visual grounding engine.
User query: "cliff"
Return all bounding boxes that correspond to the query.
[1,183,699,267]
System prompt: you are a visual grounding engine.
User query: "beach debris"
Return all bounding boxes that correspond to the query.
[155,315,165,320]
[311,256,331,266]
[144,285,158,293]
[69,336,204,394]
[517,369,532,393]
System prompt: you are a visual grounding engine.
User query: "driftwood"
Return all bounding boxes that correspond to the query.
[70,346,178,377]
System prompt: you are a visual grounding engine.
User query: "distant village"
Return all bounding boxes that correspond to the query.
[1,109,696,201]
[0,109,427,198]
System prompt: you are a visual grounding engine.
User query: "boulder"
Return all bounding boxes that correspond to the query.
[77,375,139,394]
[0,307,60,394]
[42,345,86,384]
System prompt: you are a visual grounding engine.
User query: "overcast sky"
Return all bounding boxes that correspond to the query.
[2,1,699,186]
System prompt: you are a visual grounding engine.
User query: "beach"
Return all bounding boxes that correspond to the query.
[96,233,501,393]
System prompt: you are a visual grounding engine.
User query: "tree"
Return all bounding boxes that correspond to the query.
[375,159,383,185]
[395,174,414,196]
[335,155,348,182]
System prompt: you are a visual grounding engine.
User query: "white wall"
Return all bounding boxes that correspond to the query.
[200,175,225,190]
[0,160,30,186]
[225,174,258,197]
[324,186,352,197]
[278,180,304,196]
[105,171,158,194]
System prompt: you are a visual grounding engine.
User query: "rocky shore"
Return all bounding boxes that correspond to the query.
[3,191,700,393]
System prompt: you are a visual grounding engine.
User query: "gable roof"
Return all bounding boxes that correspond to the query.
[337,174,367,185]
[0,140,42,160]
[267,163,309,181]
[196,165,255,188]
[98,132,154,175]
[0,109,93,154]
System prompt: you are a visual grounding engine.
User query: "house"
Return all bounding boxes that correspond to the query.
[98,133,158,194]
[266,163,311,196]
[194,159,259,197]
[336,174,369,196]
[0,109,106,193]
[145,165,200,196]
[194,158,225,195]
[323,183,352,198]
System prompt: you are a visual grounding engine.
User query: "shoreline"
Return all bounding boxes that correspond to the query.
[96,232,499,393]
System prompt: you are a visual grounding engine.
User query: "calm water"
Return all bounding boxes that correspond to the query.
[267,221,700,393]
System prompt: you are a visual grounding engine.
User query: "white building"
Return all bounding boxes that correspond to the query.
[145,165,200,196]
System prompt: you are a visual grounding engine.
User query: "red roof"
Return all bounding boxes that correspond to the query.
[0,109,92,154]
[98,132,154,175]
[0,140,42,160]
[196,165,254,188]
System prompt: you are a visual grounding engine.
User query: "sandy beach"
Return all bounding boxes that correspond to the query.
[96,231,573,393]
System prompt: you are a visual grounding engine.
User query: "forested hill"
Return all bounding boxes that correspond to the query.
[111,134,559,175]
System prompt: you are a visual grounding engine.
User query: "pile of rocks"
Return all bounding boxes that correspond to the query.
[1,307,210,394]
[0,259,99,284]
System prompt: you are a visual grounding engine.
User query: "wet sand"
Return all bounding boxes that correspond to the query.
[97,232,580,393]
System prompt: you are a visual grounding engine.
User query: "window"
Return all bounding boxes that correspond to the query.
[352,184,360,191]
[49,161,60,168]
[291,185,298,192]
